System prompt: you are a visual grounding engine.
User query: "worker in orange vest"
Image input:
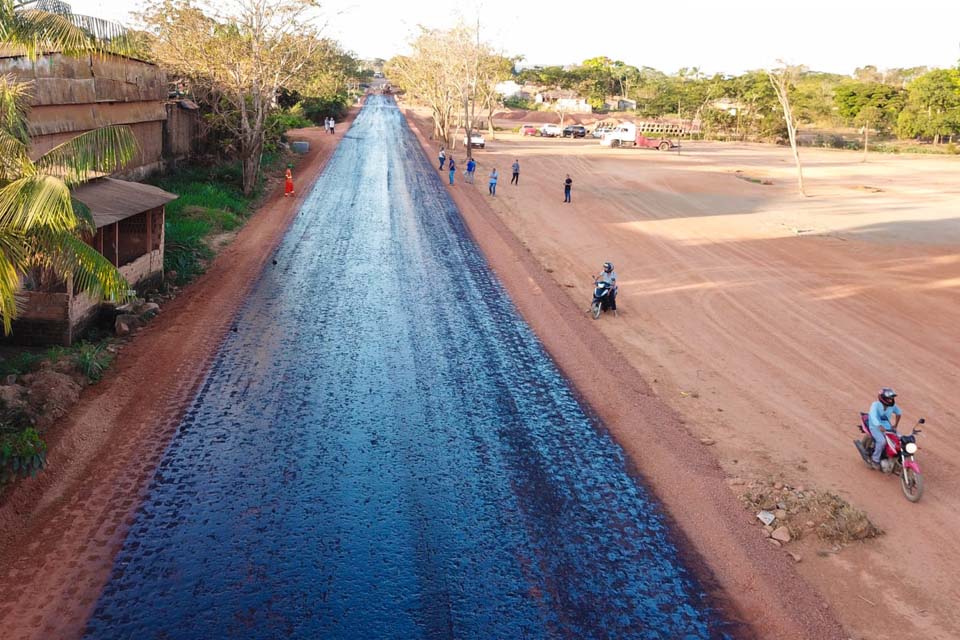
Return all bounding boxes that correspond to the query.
[284,164,295,197]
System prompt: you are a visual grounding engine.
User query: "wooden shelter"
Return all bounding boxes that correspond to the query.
[8,179,176,346]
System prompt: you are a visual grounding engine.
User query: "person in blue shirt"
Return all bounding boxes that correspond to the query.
[867,387,902,469]
[466,157,476,183]
[448,157,456,185]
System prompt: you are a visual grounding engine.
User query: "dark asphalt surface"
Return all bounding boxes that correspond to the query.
[84,96,732,639]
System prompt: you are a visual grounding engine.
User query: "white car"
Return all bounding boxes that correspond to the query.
[464,132,485,148]
[539,123,563,137]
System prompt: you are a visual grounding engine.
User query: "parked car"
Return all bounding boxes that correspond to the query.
[520,123,538,136]
[464,131,485,148]
[562,125,587,138]
[539,123,563,137]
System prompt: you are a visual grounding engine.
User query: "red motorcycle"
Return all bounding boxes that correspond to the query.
[854,415,925,502]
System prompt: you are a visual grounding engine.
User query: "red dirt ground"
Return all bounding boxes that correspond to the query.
[405,105,960,640]
[0,110,357,640]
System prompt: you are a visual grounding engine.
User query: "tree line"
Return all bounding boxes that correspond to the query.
[516,59,960,146]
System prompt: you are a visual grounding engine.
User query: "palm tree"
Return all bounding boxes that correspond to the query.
[0,1,138,333]
[1,0,132,58]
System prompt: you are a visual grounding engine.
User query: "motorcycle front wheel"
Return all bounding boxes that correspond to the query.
[900,467,924,502]
[591,301,602,320]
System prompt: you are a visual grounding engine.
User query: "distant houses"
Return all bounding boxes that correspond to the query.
[534,90,592,114]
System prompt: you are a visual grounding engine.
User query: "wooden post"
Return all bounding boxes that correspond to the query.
[114,223,119,267]
[146,210,154,253]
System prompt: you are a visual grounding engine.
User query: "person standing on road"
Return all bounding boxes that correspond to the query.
[511,159,520,185]
[466,157,476,183]
[330,118,335,134]
[284,163,295,197]
[438,146,446,170]
[489,167,498,196]
[563,174,572,203]
[448,157,456,185]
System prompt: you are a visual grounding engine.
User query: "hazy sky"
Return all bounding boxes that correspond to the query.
[71,0,960,75]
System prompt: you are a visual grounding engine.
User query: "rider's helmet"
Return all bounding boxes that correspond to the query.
[603,262,614,273]
[878,387,897,407]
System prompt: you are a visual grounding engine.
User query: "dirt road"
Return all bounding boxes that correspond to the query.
[408,112,960,639]
[0,115,354,639]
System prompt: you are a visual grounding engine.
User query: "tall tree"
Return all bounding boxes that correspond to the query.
[896,68,960,144]
[768,64,806,196]
[386,27,470,146]
[834,81,903,160]
[142,0,329,196]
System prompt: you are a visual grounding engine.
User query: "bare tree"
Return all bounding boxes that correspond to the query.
[768,63,806,196]
[386,27,472,147]
[142,0,327,195]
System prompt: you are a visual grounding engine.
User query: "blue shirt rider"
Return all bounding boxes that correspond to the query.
[867,387,902,468]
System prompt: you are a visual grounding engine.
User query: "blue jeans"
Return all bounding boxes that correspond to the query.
[449,170,455,185]
[869,423,890,463]
[489,182,496,195]
[564,187,571,202]
[439,157,445,170]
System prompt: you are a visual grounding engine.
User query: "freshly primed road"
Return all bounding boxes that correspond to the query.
[83,97,732,639]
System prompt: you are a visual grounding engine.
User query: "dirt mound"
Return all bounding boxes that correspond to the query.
[739,478,882,544]
[19,364,83,430]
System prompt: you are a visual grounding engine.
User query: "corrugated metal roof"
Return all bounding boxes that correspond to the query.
[72,177,177,227]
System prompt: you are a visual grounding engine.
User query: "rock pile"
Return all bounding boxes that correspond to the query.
[114,299,162,336]
[732,476,883,556]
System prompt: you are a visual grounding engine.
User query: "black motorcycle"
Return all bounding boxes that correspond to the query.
[590,278,616,319]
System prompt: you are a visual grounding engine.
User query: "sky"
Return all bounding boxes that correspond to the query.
[70,0,960,76]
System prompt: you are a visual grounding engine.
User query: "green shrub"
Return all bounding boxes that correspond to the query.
[0,351,44,377]
[0,428,46,485]
[165,217,214,284]
[266,104,314,152]
[73,342,112,381]
[504,96,535,110]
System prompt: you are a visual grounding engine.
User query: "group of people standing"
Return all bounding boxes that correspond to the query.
[436,145,573,202]
[323,117,336,134]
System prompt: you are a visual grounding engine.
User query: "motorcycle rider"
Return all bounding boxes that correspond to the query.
[598,262,618,311]
[867,387,902,470]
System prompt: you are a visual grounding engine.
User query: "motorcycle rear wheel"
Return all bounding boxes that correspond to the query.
[591,302,602,320]
[901,467,924,502]
[860,435,875,468]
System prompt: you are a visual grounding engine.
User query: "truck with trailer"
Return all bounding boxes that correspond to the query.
[600,122,679,150]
